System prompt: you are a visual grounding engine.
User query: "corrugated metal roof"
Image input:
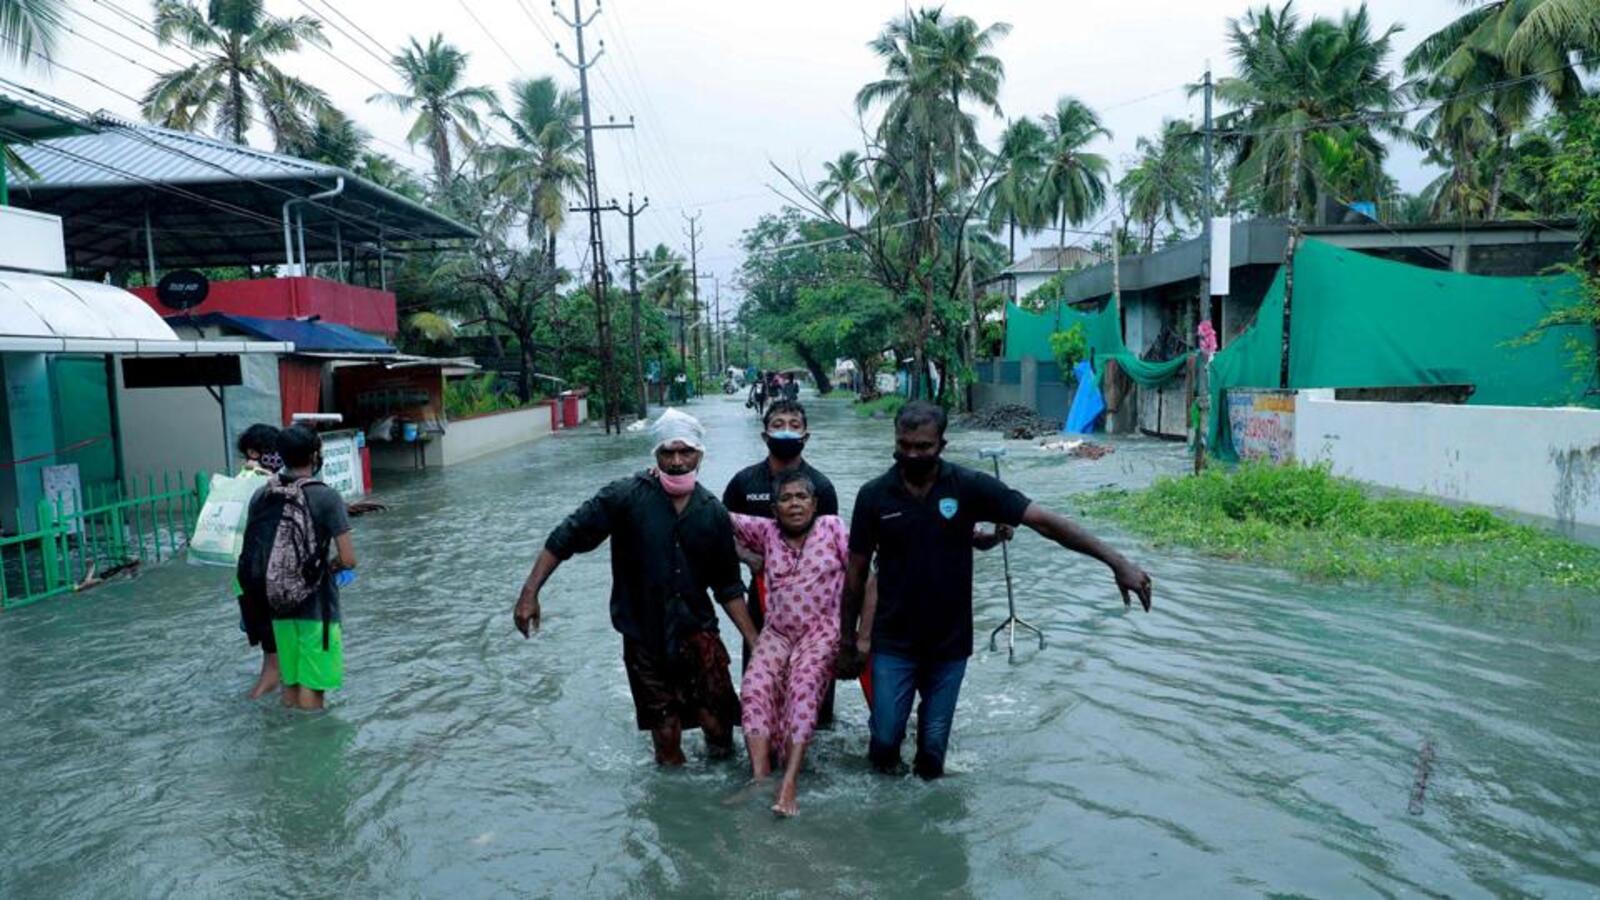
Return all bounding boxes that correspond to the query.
[5,115,474,270]
[11,115,323,188]
[0,91,96,141]
[179,313,395,353]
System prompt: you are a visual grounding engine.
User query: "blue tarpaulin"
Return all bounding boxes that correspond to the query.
[1064,360,1105,434]
[171,313,396,353]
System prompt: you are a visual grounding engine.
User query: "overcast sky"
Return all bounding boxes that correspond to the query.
[6,0,1466,312]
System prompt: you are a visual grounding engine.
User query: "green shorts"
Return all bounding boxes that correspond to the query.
[272,620,343,691]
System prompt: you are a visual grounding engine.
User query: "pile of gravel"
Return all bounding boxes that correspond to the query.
[956,404,1062,439]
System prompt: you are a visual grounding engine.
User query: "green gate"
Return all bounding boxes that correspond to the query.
[0,471,208,610]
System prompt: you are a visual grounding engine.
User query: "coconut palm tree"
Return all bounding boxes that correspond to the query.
[1,0,63,67]
[1040,96,1111,262]
[1407,1,1589,219]
[479,76,584,258]
[1117,119,1204,252]
[816,150,872,228]
[856,9,1009,204]
[983,117,1049,261]
[370,34,496,190]
[279,108,367,168]
[141,0,331,147]
[1216,3,1410,221]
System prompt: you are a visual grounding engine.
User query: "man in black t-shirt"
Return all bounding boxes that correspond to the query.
[838,401,1153,779]
[723,399,841,726]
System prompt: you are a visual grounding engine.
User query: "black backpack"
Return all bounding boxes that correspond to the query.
[238,478,335,647]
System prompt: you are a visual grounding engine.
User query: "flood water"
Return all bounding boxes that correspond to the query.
[2,394,1597,898]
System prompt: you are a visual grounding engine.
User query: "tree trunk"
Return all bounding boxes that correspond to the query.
[1008,215,1016,263]
[1487,134,1511,221]
[517,335,535,402]
[793,343,833,395]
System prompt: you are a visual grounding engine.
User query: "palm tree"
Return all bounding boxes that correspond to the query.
[479,76,585,259]
[984,117,1049,261]
[1,0,63,67]
[142,0,331,147]
[280,108,367,167]
[856,9,1009,203]
[1117,120,1203,252]
[1407,1,1589,219]
[1040,96,1111,263]
[371,34,496,190]
[816,150,872,228]
[1216,3,1410,221]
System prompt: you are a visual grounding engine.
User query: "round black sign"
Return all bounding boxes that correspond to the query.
[156,269,210,310]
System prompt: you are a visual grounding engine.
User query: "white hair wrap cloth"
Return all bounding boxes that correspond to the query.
[651,408,706,454]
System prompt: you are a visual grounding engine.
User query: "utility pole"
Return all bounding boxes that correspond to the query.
[555,0,632,434]
[1280,130,1304,390]
[1195,64,1215,473]
[610,192,650,420]
[684,212,704,393]
[712,275,724,376]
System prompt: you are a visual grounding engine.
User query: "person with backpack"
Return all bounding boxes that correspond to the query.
[237,425,356,711]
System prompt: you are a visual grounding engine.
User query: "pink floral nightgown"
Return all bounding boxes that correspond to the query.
[730,513,848,747]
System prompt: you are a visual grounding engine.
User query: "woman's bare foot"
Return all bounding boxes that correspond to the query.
[771,777,799,817]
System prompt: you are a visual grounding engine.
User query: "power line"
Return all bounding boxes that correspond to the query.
[456,0,527,75]
[65,3,190,70]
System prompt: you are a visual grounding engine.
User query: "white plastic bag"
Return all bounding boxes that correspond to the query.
[188,470,267,567]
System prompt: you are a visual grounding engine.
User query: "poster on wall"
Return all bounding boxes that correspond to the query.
[42,463,83,535]
[1228,389,1297,463]
[320,431,365,500]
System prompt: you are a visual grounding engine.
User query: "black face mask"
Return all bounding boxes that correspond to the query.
[763,432,807,462]
[894,451,940,479]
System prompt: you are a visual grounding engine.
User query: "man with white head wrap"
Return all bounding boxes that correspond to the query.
[514,409,759,766]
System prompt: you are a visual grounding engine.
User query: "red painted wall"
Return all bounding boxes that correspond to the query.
[131,277,398,336]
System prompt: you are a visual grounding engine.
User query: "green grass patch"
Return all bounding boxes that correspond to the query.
[1079,463,1600,596]
[854,395,907,419]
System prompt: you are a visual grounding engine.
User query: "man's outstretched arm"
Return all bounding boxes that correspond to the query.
[513,549,562,637]
[1020,503,1153,611]
[514,488,615,637]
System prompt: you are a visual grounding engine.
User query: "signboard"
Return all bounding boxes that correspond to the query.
[320,430,365,499]
[42,463,82,535]
[156,269,210,310]
[1227,389,1296,463]
[122,355,242,389]
[1209,217,1231,296]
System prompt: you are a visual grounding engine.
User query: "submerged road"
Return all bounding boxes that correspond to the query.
[1,394,1597,897]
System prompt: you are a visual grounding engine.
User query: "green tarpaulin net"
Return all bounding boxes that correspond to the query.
[1004,298,1190,387]
[1207,238,1595,459]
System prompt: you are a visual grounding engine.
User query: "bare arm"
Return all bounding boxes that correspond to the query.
[1021,503,1153,611]
[513,549,563,637]
[719,595,760,649]
[332,532,356,570]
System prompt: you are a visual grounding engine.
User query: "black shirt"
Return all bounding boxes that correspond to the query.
[722,459,840,520]
[545,471,745,653]
[848,461,1031,661]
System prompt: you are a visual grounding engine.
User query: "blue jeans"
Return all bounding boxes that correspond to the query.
[867,651,968,780]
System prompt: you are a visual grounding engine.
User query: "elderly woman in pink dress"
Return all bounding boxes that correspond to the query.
[729,468,849,816]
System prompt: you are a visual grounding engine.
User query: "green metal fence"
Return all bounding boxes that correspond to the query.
[0,471,210,610]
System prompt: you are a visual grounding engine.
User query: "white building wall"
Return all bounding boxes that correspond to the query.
[1294,389,1600,532]
[439,406,553,466]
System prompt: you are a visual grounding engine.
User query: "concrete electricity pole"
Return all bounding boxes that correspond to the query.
[683,212,704,390]
[555,0,632,434]
[610,192,650,420]
[1195,64,1215,473]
